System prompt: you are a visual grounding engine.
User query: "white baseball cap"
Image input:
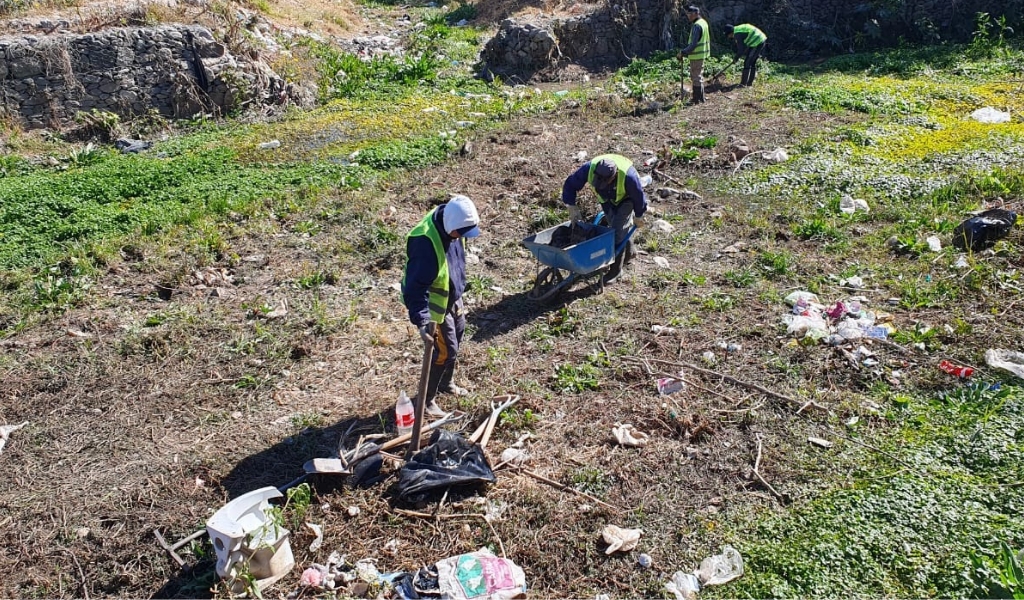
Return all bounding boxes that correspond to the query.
[443,195,481,238]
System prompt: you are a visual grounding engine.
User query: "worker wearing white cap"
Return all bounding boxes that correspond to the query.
[401,195,480,417]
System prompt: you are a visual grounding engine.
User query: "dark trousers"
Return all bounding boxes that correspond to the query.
[424,297,465,403]
[742,43,765,86]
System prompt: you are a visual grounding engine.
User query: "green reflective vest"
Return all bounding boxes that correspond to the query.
[588,154,633,204]
[688,18,710,60]
[403,208,449,324]
[734,23,766,47]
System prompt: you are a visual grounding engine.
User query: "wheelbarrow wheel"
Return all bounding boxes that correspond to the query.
[528,267,566,303]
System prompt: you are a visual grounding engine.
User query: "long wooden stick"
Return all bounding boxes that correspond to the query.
[518,468,622,513]
[407,323,436,460]
[628,356,804,407]
[753,435,785,502]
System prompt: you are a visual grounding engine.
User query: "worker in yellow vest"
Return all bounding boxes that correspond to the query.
[677,5,710,105]
[725,23,768,87]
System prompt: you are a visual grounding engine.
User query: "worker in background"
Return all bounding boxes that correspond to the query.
[401,195,480,417]
[677,5,710,104]
[725,23,767,87]
[561,155,648,284]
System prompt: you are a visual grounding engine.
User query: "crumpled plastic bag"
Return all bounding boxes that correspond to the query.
[396,430,496,503]
[601,524,642,554]
[436,548,527,600]
[970,107,1011,123]
[696,545,744,586]
[764,147,789,163]
[985,348,1024,379]
[952,209,1016,252]
[665,571,701,600]
[612,423,649,447]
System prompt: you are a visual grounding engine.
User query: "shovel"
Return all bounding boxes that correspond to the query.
[709,57,740,89]
[406,322,436,459]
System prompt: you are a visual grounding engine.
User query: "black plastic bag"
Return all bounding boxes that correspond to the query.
[396,430,495,503]
[952,209,1017,251]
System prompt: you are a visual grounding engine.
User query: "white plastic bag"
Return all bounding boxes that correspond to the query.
[665,571,701,600]
[970,107,1010,124]
[985,349,1024,379]
[696,545,744,586]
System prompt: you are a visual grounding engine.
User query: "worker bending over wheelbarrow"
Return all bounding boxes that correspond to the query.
[725,23,768,87]
[561,154,648,285]
[401,195,481,418]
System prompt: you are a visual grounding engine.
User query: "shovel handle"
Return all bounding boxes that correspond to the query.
[406,322,436,459]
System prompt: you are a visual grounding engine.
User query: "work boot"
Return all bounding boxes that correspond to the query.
[624,239,636,265]
[425,400,447,418]
[603,251,626,284]
[438,363,469,396]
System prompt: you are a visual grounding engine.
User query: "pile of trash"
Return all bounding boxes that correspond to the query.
[782,291,894,346]
[293,548,527,600]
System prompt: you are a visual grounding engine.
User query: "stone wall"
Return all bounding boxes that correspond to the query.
[480,0,1023,81]
[0,25,292,130]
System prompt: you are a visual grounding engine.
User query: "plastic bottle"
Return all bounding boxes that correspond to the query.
[395,391,415,435]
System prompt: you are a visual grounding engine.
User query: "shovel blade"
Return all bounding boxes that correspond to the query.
[303,458,349,474]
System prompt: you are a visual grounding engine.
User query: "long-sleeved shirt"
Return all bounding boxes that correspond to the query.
[401,204,467,326]
[561,162,648,219]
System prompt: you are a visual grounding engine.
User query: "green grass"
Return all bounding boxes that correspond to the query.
[718,383,1024,598]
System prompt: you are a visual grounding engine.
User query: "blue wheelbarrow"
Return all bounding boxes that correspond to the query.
[521,212,637,302]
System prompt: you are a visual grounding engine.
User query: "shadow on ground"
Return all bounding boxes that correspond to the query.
[468,276,609,342]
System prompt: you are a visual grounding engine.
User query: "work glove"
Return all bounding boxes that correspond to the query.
[418,324,434,345]
[634,215,647,231]
[568,205,583,224]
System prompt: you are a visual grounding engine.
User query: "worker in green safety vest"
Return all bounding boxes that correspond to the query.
[725,23,768,87]
[677,5,710,105]
[401,195,481,417]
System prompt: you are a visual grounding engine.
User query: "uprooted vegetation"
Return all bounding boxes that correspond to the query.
[1,3,1024,598]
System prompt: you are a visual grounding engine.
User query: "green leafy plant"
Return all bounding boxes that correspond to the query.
[757,250,795,279]
[553,363,599,393]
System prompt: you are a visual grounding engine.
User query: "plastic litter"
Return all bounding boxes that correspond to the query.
[985,349,1024,379]
[395,430,496,503]
[601,524,642,554]
[640,174,653,187]
[952,209,1017,252]
[652,325,678,335]
[926,236,942,252]
[666,571,701,600]
[654,256,671,269]
[259,140,281,149]
[764,147,789,163]
[0,421,28,455]
[696,545,744,586]
[970,107,1011,123]
[839,195,870,214]
[306,522,323,552]
[638,553,653,569]
[436,548,527,600]
[784,291,820,307]
[657,377,685,396]
[612,423,650,447]
[499,447,530,466]
[938,359,974,378]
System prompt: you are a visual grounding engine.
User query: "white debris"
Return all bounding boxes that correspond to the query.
[0,421,28,455]
[926,236,942,252]
[970,107,1011,123]
[601,524,642,554]
[612,423,650,447]
[764,147,789,162]
[654,256,671,269]
[306,522,323,552]
[651,219,675,234]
